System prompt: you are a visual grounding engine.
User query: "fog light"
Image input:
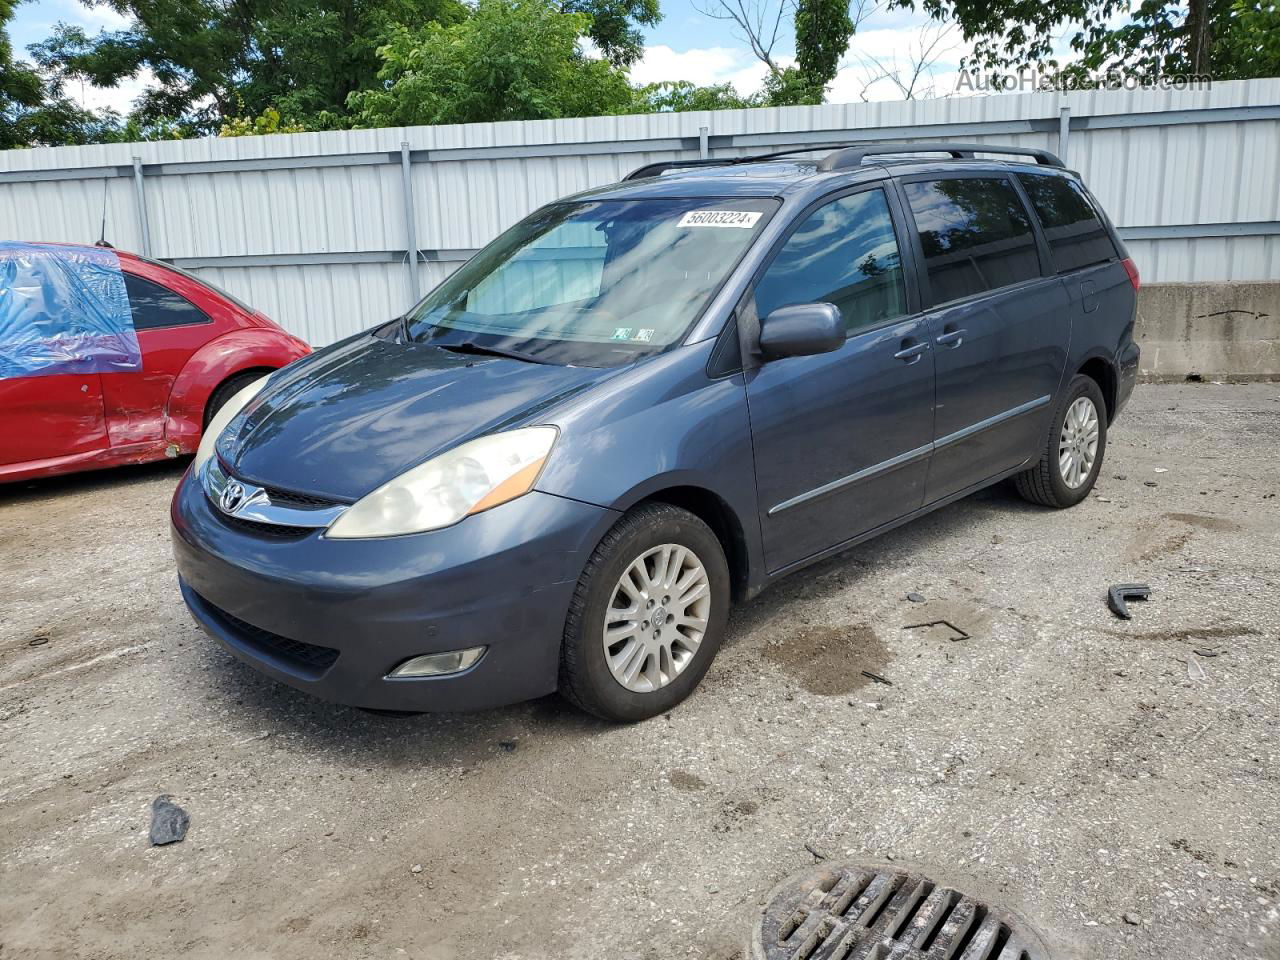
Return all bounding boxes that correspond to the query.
[387,646,486,678]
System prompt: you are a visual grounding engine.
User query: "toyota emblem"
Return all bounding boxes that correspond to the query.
[219,480,247,515]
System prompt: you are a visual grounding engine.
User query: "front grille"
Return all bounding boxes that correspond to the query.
[201,595,340,676]
[263,486,342,509]
[219,513,313,540]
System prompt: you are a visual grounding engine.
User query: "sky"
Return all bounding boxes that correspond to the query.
[6,0,984,114]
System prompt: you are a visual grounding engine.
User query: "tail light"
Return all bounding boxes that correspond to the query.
[1121,257,1140,291]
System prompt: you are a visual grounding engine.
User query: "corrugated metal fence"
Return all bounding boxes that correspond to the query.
[2,79,1278,346]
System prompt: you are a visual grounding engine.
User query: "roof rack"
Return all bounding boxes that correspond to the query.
[622,140,1063,181]
[622,145,847,181]
[816,142,1064,170]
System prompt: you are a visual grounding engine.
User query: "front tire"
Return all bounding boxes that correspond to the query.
[1014,374,1108,508]
[203,371,268,429]
[559,503,730,723]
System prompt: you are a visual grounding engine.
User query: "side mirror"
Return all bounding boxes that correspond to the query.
[758,303,844,360]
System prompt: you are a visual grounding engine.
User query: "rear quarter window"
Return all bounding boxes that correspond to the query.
[903,177,1042,305]
[124,274,210,330]
[1017,173,1118,273]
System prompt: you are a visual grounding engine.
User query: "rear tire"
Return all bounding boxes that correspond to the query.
[203,371,268,429]
[559,503,730,723]
[1014,374,1108,508]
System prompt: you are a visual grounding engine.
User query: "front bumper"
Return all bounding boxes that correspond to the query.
[170,469,619,711]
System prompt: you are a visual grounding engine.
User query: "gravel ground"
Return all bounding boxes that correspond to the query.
[1,383,1278,960]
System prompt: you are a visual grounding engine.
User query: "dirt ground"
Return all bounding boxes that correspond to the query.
[1,383,1278,960]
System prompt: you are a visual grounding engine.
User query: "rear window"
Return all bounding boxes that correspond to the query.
[903,177,1042,305]
[1017,173,1118,273]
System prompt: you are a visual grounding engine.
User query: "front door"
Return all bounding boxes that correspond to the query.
[745,186,936,574]
[100,268,216,447]
[0,373,108,469]
[897,175,1071,503]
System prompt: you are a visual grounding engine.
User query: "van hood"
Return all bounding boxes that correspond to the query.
[219,335,613,502]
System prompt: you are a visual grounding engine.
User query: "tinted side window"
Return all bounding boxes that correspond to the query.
[904,177,1041,304]
[755,189,907,334]
[124,274,209,330]
[1017,173,1117,273]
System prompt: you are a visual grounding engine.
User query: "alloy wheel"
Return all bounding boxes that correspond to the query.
[1058,395,1100,489]
[602,544,711,693]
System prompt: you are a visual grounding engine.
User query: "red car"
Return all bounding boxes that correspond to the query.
[0,243,310,483]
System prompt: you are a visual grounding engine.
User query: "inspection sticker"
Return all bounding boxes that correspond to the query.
[677,210,762,229]
[611,327,633,340]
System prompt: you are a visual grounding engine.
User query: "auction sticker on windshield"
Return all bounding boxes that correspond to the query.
[677,210,762,229]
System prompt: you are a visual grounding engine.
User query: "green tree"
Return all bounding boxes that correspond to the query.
[219,104,307,136]
[2,0,122,147]
[692,0,867,105]
[349,0,637,126]
[558,0,661,66]
[30,0,470,135]
[632,79,764,111]
[901,0,1280,80]
[793,0,853,95]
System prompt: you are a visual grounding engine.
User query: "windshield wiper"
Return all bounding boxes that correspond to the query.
[437,341,553,365]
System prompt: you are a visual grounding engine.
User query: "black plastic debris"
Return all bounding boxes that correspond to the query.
[28,636,49,647]
[1107,583,1151,620]
[861,671,893,686]
[906,592,926,603]
[149,795,189,846]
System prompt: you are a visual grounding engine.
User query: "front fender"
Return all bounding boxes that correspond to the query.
[165,328,310,451]
[534,341,767,592]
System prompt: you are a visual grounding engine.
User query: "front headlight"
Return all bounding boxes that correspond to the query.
[192,377,268,473]
[325,426,558,539]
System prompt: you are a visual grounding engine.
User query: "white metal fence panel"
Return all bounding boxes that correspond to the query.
[2,78,1278,345]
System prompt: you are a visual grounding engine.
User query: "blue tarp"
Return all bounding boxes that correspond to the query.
[0,242,141,379]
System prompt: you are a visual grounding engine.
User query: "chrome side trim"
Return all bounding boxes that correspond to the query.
[933,394,1051,450]
[203,459,347,529]
[766,394,1052,517]
[767,441,934,516]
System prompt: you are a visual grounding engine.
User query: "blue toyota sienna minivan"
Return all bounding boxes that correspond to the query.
[171,141,1140,722]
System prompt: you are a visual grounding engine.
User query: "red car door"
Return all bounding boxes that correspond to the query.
[100,264,221,449]
[0,372,108,468]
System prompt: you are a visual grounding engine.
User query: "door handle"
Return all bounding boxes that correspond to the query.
[936,327,966,347]
[893,341,928,362]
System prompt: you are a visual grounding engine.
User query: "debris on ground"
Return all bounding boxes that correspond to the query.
[1107,583,1152,619]
[1193,648,1220,657]
[411,864,424,874]
[1187,656,1207,681]
[1123,912,1144,926]
[803,843,828,861]
[905,592,926,603]
[902,619,970,641]
[860,671,892,686]
[28,636,49,647]
[148,796,189,846]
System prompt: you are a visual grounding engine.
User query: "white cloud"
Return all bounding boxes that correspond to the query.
[828,24,973,102]
[65,69,156,116]
[632,45,751,87]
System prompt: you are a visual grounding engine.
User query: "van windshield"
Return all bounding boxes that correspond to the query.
[402,197,777,366]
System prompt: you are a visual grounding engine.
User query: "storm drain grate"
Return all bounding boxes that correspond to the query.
[752,863,1050,960]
